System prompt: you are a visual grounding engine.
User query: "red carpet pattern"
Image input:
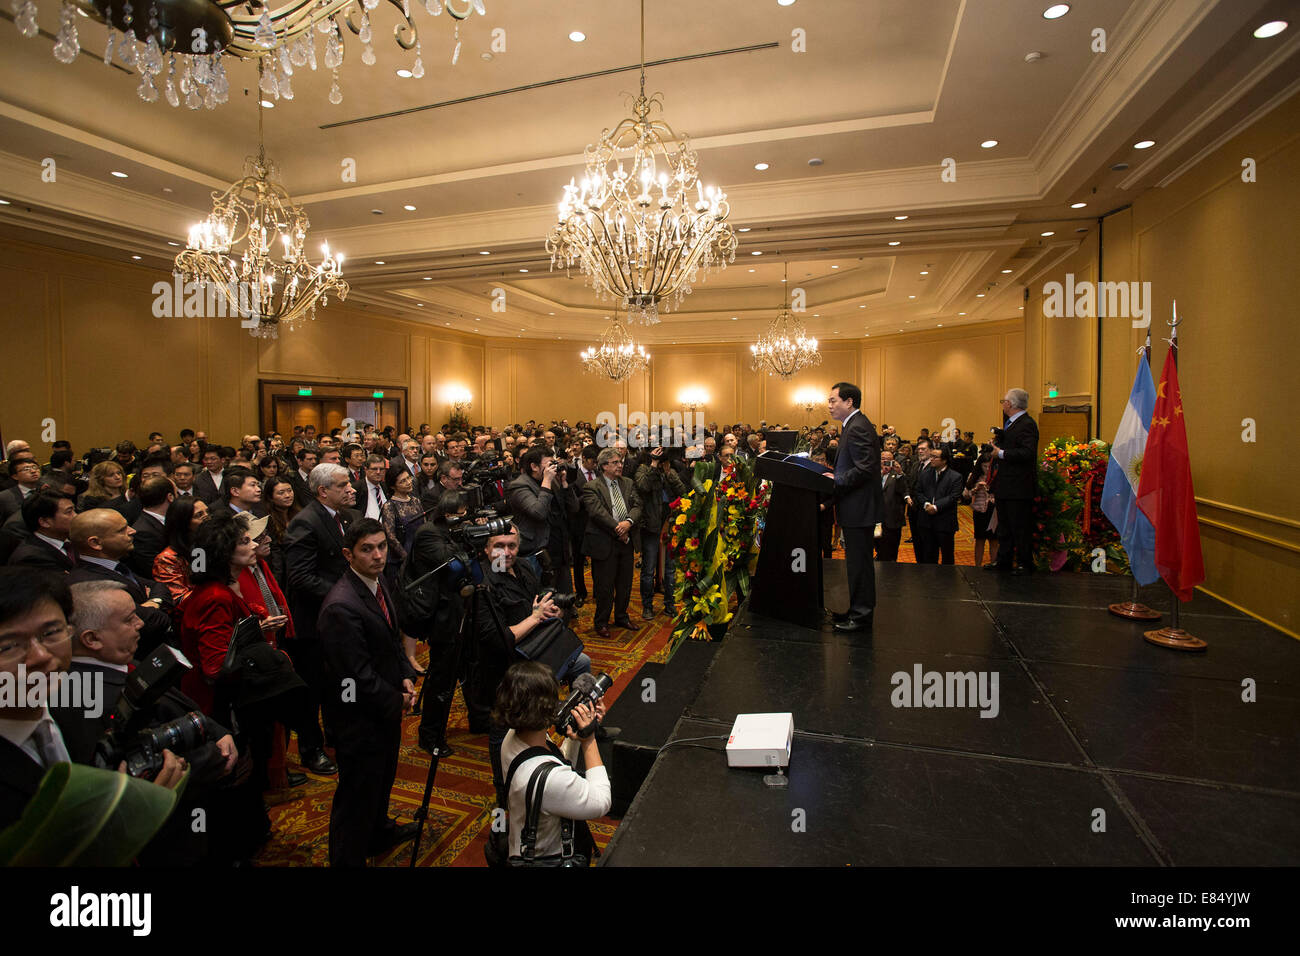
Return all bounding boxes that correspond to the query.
[254,507,982,866]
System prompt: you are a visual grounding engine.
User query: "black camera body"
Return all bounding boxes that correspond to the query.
[554,672,613,737]
[94,644,206,779]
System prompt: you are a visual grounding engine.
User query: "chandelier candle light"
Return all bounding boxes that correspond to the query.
[580,315,651,383]
[546,0,736,325]
[176,64,347,339]
[750,262,822,380]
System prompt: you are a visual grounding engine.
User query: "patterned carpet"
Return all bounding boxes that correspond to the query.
[254,507,983,866]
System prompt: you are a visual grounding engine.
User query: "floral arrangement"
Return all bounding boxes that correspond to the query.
[1034,437,1128,572]
[715,457,769,597]
[668,461,733,641]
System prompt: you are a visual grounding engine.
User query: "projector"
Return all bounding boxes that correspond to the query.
[726,712,794,768]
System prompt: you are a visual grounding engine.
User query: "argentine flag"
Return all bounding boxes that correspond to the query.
[1101,361,1159,585]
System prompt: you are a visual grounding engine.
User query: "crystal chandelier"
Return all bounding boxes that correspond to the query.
[175,69,347,339]
[579,316,651,383]
[750,263,821,380]
[546,0,736,325]
[12,0,486,109]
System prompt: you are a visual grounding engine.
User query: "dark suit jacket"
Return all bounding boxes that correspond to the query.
[206,501,268,523]
[992,412,1039,500]
[69,558,174,655]
[880,474,908,530]
[128,511,169,578]
[192,470,224,505]
[9,535,75,572]
[914,466,965,535]
[287,470,313,510]
[0,736,46,831]
[318,570,417,727]
[581,475,643,561]
[0,510,31,564]
[0,485,31,523]
[284,501,357,642]
[832,410,883,529]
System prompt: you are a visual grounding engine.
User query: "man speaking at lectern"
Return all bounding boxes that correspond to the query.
[827,383,882,632]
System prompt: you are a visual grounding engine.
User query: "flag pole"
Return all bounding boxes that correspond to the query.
[1109,328,1162,621]
[1144,300,1207,650]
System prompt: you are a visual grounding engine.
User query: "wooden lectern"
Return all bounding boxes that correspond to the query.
[750,451,835,627]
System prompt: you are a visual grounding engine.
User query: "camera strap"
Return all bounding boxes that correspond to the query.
[505,743,576,864]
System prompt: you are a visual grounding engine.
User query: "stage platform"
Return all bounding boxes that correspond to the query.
[601,561,1300,866]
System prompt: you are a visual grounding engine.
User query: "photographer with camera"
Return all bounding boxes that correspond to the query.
[495,661,610,866]
[635,446,686,619]
[506,446,579,591]
[474,524,592,808]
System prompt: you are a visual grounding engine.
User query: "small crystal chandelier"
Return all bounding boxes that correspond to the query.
[750,262,821,380]
[579,316,651,382]
[12,0,486,109]
[546,0,736,325]
[175,65,347,339]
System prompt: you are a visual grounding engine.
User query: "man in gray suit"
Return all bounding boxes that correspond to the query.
[581,448,643,638]
[827,382,883,631]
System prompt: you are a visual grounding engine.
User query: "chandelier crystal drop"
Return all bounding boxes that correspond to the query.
[546,0,735,325]
[750,263,821,380]
[579,316,651,383]
[175,80,347,339]
[10,0,486,108]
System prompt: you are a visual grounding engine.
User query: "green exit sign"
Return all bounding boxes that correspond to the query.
[298,387,312,396]
[1047,388,1059,398]
[372,391,384,398]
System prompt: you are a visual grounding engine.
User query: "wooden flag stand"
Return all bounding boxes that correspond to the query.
[1141,305,1206,651]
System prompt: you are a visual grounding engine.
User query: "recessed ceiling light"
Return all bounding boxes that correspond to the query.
[1001,268,1012,273]
[831,265,838,269]
[958,312,966,316]
[778,0,797,7]
[748,268,756,272]
[481,51,494,61]
[260,100,274,109]
[919,270,929,275]
[375,260,385,265]
[0,198,11,205]
[403,204,416,211]
[980,140,998,149]
[752,251,763,256]
[976,293,985,298]
[754,163,770,171]
[1070,201,1087,209]
[731,317,737,320]
[894,215,908,220]
[937,324,943,327]
[372,209,384,215]
[888,241,901,246]
[479,250,490,255]
[396,69,413,78]
[807,158,823,167]
[1254,20,1287,38]
[548,312,555,315]
[162,187,173,193]
[519,268,529,273]
[131,255,142,260]
[1111,162,1129,171]
[166,240,179,246]
[569,31,585,42]
[738,227,751,232]
[813,314,820,317]
[1133,139,1156,149]
[474,317,481,321]
[908,295,916,299]
[423,276,432,280]
[1041,231,1055,237]
[110,171,128,178]
[833,331,839,334]
[1042,4,1070,19]
[859,305,865,308]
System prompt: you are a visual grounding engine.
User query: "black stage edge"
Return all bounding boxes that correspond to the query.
[602,561,1300,866]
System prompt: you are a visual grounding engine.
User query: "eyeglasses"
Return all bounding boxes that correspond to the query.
[0,623,73,665]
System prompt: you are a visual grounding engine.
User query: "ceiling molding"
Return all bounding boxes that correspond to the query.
[1119,29,1300,190]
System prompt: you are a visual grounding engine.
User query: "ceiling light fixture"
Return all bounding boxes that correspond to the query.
[894,215,908,220]
[111,171,128,178]
[479,250,490,255]
[131,255,142,260]
[754,162,770,171]
[580,315,650,382]
[1001,268,1012,273]
[1253,20,1287,38]
[1133,139,1156,149]
[396,69,413,79]
[547,0,735,326]
[374,260,385,265]
[980,139,998,148]
[403,204,417,211]
[1070,201,1087,208]
[569,30,586,42]
[750,261,821,380]
[1041,231,1055,237]
[888,241,901,246]
[1043,4,1070,19]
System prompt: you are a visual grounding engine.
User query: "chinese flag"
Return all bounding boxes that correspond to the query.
[1136,350,1205,601]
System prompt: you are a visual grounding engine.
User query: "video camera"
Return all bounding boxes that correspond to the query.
[94,644,208,779]
[464,450,509,482]
[555,672,613,738]
[434,512,515,592]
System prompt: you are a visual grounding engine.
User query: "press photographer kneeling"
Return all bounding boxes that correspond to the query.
[495,660,611,866]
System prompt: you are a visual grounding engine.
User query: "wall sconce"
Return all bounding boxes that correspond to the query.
[679,388,708,412]
[442,386,473,417]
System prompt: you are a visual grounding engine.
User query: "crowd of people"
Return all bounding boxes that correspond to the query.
[0,409,1024,865]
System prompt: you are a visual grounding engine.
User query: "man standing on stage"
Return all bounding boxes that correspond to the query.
[990,388,1039,575]
[827,382,883,632]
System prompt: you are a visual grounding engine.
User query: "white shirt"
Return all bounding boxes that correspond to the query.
[144,508,167,525]
[351,567,379,597]
[842,409,859,429]
[500,730,611,859]
[0,707,71,768]
[364,481,386,519]
[79,553,120,572]
[71,655,127,673]
[208,470,224,490]
[34,532,70,553]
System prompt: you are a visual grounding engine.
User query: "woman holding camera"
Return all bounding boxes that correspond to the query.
[495,661,610,864]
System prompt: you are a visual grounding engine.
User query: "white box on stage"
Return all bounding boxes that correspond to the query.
[726,713,794,768]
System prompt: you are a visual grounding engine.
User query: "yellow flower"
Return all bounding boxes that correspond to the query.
[675,514,687,526]
[703,479,713,493]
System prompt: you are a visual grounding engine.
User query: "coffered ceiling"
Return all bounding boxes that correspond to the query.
[1,0,1297,343]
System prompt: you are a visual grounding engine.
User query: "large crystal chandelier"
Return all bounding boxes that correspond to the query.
[175,71,347,339]
[11,0,486,109]
[579,316,651,383]
[750,263,821,380]
[546,0,736,325]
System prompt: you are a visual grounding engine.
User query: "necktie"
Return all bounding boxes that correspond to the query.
[115,561,145,599]
[374,583,392,627]
[373,484,384,509]
[609,479,628,522]
[252,565,281,617]
[335,513,345,537]
[31,719,69,768]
